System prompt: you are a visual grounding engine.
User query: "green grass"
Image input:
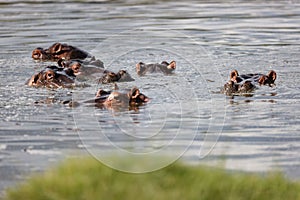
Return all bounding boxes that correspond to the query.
[4,157,300,200]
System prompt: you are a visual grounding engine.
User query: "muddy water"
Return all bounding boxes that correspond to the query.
[0,0,300,194]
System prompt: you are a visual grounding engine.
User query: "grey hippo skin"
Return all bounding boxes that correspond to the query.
[136,61,176,76]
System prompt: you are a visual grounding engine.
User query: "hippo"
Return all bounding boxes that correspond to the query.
[32,42,90,60]
[222,69,277,96]
[58,59,105,77]
[32,43,104,67]
[97,87,149,106]
[26,66,75,88]
[99,70,135,84]
[230,69,276,86]
[136,61,176,76]
[84,87,149,110]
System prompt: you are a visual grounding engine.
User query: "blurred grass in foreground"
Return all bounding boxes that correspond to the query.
[3,157,300,200]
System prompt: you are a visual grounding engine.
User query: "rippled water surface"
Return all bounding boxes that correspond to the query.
[0,0,300,194]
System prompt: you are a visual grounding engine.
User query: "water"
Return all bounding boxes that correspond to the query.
[0,0,300,194]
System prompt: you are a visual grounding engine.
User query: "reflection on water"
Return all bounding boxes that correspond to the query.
[0,0,300,194]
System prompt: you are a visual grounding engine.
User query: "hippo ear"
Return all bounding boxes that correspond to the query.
[267,70,277,82]
[136,62,144,75]
[230,70,239,82]
[129,87,140,99]
[258,76,266,85]
[167,61,176,69]
[57,59,65,67]
[52,43,62,53]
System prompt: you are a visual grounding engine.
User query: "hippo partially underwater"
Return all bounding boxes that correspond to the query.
[26,66,76,88]
[81,87,149,110]
[32,42,104,67]
[222,69,277,96]
[136,61,176,76]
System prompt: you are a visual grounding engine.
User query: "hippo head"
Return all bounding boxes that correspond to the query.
[32,47,52,60]
[93,87,149,108]
[117,70,135,82]
[48,43,89,60]
[136,61,176,76]
[26,68,74,88]
[58,59,82,76]
[26,69,58,88]
[99,70,135,84]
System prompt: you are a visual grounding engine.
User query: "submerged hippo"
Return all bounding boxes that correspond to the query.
[136,61,176,76]
[222,69,277,96]
[99,70,135,84]
[84,87,149,109]
[229,69,276,86]
[58,59,105,77]
[32,43,89,60]
[32,43,104,67]
[26,66,75,88]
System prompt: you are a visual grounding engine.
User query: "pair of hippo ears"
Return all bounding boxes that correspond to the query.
[230,69,277,83]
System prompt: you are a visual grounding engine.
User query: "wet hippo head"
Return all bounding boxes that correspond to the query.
[32,47,51,60]
[58,59,82,76]
[26,68,75,88]
[136,60,176,76]
[92,87,149,108]
[26,69,59,88]
[99,70,135,84]
[117,70,135,82]
[32,43,90,61]
[222,80,256,96]
[48,42,89,60]
[258,70,277,86]
[99,71,118,84]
